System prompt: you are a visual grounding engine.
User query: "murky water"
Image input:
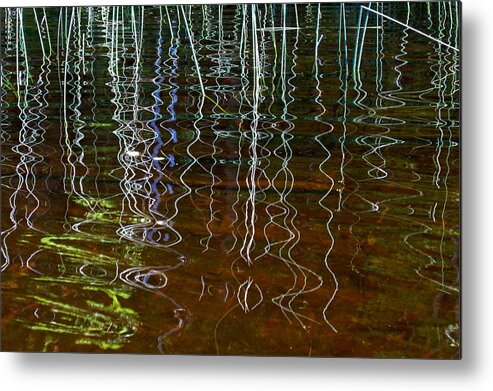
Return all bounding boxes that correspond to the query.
[0,3,460,357]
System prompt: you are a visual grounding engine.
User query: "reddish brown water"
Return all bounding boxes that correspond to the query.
[1,3,460,357]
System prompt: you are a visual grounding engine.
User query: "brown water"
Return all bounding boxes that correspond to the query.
[0,3,460,357]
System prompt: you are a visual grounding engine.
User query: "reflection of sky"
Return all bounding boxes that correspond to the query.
[167,23,179,146]
[149,35,171,242]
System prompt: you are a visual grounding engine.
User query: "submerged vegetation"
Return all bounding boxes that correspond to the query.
[1,3,459,357]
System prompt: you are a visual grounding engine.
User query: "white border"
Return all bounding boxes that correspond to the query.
[2,1,493,390]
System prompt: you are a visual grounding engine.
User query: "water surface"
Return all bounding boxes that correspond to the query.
[0,3,460,357]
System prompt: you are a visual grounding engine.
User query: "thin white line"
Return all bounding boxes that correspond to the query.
[199,275,206,301]
[361,6,459,52]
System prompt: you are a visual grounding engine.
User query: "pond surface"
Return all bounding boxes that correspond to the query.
[0,3,460,357]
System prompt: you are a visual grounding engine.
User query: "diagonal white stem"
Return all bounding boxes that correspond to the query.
[362,5,459,52]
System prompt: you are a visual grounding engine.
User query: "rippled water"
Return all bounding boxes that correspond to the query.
[0,3,460,357]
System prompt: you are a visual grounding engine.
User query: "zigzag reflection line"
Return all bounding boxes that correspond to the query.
[313,3,338,333]
[265,15,320,327]
[4,10,50,269]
